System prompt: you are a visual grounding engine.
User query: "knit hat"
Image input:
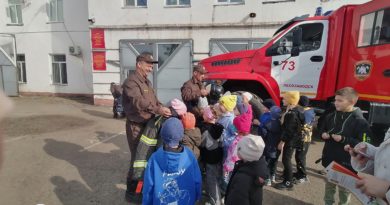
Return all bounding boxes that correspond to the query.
[242,92,253,101]
[233,114,252,133]
[270,106,282,120]
[219,95,237,112]
[299,96,310,107]
[181,112,196,129]
[160,118,184,147]
[236,103,248,115]
[170,98,187,116]
[202,106,215,121]
[262,99,276,110]
[237,135,265,162]
[283,91,300,106]
[198,97,209,109]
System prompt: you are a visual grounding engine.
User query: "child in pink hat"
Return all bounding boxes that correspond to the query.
[169,98,187,118]
[223,108,253,186]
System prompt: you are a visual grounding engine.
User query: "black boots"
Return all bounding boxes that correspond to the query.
[125,180,143,204]
[274,180,294,190]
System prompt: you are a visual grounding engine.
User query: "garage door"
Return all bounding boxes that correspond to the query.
[119,39,193,104]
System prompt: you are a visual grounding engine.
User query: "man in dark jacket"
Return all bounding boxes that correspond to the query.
[225,135,268,205]
[320,87,373,205]
[181,65,208,114]
[122,52,171,203]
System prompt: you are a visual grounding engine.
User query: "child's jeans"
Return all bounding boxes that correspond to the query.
[266,150,281,177]
[221,170,232,193]
[324,182,351,205]
[294,142,310,178]
[205,163,223,205]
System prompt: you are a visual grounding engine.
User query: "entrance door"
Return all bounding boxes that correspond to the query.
[119,39,193,104]
[0,34,18,96]
[269,21,328,98]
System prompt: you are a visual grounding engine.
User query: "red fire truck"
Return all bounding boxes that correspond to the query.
[200,0,390,142]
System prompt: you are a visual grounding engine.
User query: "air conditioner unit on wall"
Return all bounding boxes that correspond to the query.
[69,46,82,56]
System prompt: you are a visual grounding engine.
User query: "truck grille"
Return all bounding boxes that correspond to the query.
[211,58,241,67]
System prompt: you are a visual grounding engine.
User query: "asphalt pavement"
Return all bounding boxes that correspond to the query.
[0,96,361,205]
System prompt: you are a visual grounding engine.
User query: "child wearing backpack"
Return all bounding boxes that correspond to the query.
[275,91,305,190]
[260,105,282,186]
[200,106,225,205]
[293,96,316,184]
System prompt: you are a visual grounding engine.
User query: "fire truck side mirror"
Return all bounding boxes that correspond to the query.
[291,47,300,57]
[292,27,302,47]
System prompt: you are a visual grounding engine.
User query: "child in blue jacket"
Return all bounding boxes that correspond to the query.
[142,118,202,205]
[259,104,282,186]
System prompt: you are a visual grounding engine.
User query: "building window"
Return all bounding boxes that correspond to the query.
[373,9,390,45]
[358,12,376,47]
[221,43,248,52]
[166,0,190,6]
[358,8,390,47]
[51,54,67,85]
[6,0,23,25]
[125,0,147,7]
[16,54,27,83]
[262,0,295,4]
[157,43,180,67]
[47,0,64,22]
[217,0,244,4]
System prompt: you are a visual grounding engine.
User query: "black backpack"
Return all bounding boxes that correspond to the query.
[290,107,306,146]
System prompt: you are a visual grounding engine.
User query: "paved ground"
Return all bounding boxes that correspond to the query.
[0,96,361,205]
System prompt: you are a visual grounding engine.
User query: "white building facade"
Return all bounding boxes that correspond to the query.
[0,0,92,97]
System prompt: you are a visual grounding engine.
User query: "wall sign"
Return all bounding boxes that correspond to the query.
[93,52,106,71]
[91,28,105,49]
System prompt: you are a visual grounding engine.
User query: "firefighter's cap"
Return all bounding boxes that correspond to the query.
[193,64,207,74]
[136,52,158,64]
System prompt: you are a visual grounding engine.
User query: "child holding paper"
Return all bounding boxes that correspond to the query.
[320,87,373,205]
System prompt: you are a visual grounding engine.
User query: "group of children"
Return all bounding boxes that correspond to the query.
[140,89,314,205]
[140,87,373,205]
